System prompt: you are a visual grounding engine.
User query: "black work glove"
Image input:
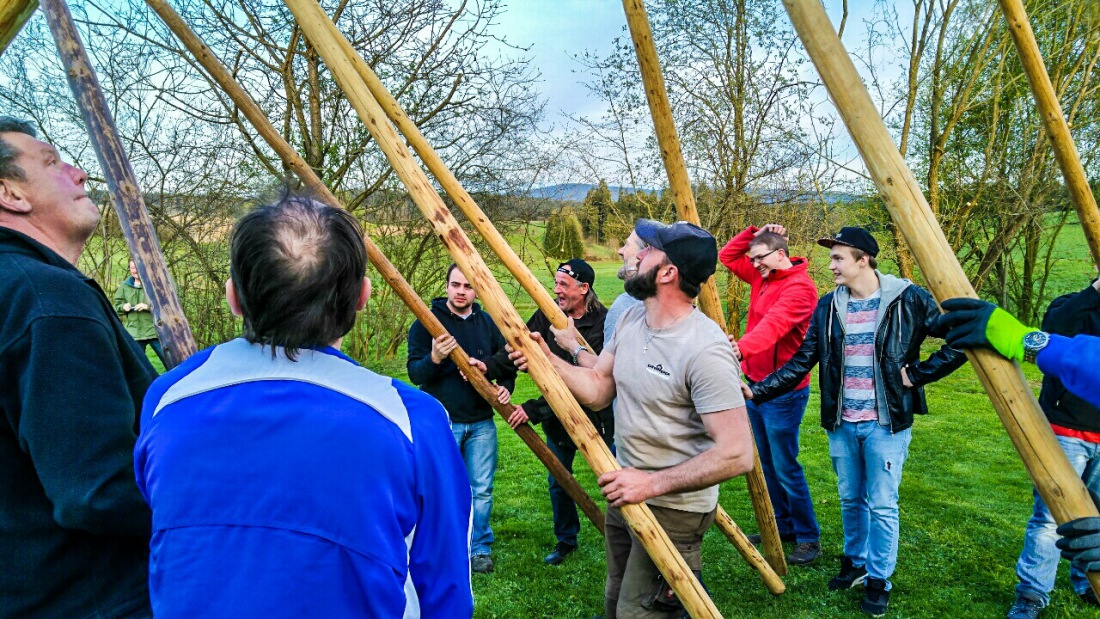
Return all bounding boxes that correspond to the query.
[1057,517,1100,573]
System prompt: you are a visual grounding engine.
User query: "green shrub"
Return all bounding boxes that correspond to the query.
[543,207,585,259]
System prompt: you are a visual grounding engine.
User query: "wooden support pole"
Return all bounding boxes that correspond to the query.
[144,0,604,535]
[621,0,787,578]
[40,0,195,368]
[781,0,1100,598]
[997,0,1100,268]
[331,2,782,596]
[0,0,34,57]
[283,0,722,614]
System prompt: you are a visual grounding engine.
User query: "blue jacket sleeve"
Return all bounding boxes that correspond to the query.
[407,319,444,386]
[17,317,151,535]
[403,386,474,617]
[1037,334,1100,410]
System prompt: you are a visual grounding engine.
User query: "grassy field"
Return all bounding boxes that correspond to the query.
[378,218,1100,618]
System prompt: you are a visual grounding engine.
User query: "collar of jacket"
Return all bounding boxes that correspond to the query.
[763,256,810,281]
[0,226,91,281]
[430,296,485,319]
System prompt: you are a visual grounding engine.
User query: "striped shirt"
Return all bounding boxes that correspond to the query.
[842,291,881,422]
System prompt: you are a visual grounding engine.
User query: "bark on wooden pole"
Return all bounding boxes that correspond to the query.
[621,0,787,577]
[331,2,783,595]
[0,0,34,56]
[781,0,1100,597]
[997,0,1100,268]
[283,0,723,614]
[40,0,195,368]
[145,0,604,535]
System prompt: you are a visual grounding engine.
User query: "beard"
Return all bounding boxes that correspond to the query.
[617,261,637,281]
[624,263,660,300]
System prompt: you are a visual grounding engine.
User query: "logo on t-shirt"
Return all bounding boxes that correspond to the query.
[646,363,671,380]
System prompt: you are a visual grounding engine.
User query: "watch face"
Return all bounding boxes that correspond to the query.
[1023,331,1050,350]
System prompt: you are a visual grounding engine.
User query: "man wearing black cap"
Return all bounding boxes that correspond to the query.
[746,226,965,617]
[511,220,753,618]
[500,258,613,566]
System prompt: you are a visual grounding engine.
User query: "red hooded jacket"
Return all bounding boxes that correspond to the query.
[719,226,818,389]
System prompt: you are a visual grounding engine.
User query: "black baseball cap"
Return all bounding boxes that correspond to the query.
[634,219,718,286]
[557,258,595,286]
[817,226,879,257]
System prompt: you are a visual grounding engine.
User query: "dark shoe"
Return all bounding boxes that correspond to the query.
[1081,589,1100,607]
[471,554,494,574]
[747,531,797,545]
[543,542,578,565]
[788,542,821,566]
[861,578,889,617]
[1007,591,1044,619]
[828,556,868,591]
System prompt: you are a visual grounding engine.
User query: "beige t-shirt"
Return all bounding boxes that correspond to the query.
[606,304,745,513]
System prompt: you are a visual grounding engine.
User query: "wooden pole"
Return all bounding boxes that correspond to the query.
[997,0,1100,268]
[781,0,1100,598]
[283,0,722,614]
[0,0,34,56]
[144,0,604,535]
[40,0,195,368]
[331,2,783,595]
[621,0,787,577]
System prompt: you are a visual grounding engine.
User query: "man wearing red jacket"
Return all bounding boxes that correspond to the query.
[719,223,821,565]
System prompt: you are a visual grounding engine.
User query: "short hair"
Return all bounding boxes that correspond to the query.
[0,117,37,181]
[849,247,878,270]
[749,231,789,256]
[660,255,702,299]
[446,263,462,283]
[229,193,366,360]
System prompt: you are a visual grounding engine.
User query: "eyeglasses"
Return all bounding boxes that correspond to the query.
[748,248,778,264]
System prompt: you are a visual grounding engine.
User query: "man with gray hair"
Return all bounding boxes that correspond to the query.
[0,117,157,617]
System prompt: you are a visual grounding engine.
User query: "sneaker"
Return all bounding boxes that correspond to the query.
[543,542,578,565]
[1007,591,1044,619]
[1081,589,1100,607]
[828,556,868,591]
[471,554,494,574]
[788,542,821,566]
[861,578,889,617]
[746,531,797,545]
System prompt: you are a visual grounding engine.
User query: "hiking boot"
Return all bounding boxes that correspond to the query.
[828,556,868,590]
[1081,589,1100,607]
[788,542,821,566]
[544,542,578,565]
[1006,591,1044,619]
[861,578,889,617]
[746,531,797,545]
[471,554,494,574]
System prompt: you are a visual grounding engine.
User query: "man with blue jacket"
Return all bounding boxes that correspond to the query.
[136,196,473,618]
[408,264,516,574]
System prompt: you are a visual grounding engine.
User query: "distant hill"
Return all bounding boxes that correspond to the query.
[525,183,860,204]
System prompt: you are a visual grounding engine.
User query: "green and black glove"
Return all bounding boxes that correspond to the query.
[930,298,1035,362]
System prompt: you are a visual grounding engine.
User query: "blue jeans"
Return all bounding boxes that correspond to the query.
[1016,434,1100,605]
[827,421,912,589]
[747,387,819,543]
[452,419,498,556]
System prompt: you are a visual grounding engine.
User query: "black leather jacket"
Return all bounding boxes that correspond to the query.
[751,275,966,433]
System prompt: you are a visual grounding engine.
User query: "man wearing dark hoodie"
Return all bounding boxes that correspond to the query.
[719,223,821,565]
[407,263,516,574]
[746,227,966,617]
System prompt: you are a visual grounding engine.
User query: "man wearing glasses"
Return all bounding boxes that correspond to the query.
[719,223,821,565]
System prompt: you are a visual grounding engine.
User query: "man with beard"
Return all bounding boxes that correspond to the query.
[502,259,612,566]
[512,219,753,618]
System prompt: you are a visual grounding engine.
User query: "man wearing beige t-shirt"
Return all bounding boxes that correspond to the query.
[512,219,754,618]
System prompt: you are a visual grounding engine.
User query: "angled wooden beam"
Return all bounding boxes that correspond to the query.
[781,0,1100,597]
[0,0,35,57]
[621,0,787,579]
[997,0,1100,268]
[144,0,604,535]
[282,0,723,614]
[40,0,195,367]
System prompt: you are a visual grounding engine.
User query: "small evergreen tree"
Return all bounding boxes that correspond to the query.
[543,207,586,259]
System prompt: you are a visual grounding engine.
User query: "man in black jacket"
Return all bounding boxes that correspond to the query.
[503,259,613,566]
[0,118,157,618]
[1006,277,1100,619]
[407,264,515,574]
[746,227,965,617]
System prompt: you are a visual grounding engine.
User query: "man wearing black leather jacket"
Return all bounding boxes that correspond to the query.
[746,227,966,618]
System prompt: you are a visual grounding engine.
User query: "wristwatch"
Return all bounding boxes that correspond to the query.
[1023,330,1050,364]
